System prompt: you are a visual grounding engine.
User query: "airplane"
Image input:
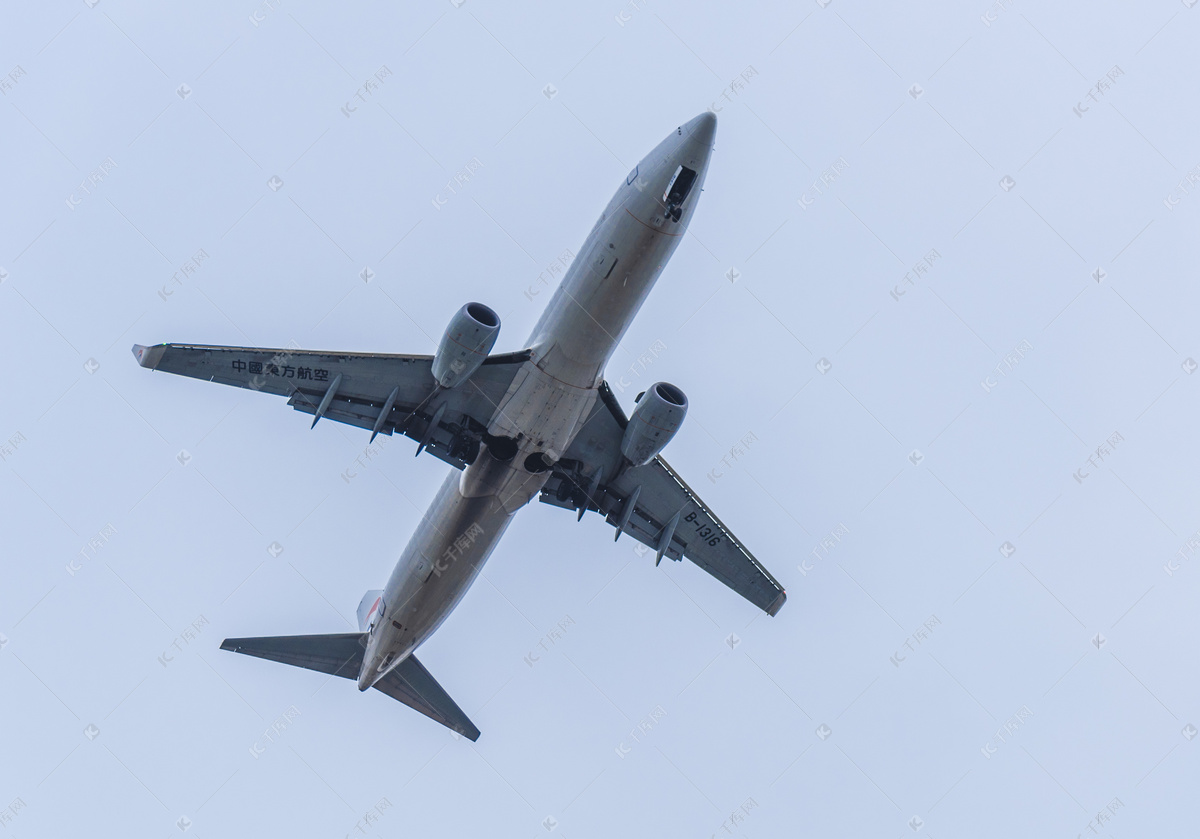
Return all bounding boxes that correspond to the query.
[132,112,785,741]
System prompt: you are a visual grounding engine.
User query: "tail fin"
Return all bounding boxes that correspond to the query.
[220,633,480,741]
[357,590,384,632]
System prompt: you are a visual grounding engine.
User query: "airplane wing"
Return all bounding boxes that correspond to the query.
[132,343,531,470]
[539,382,786,616]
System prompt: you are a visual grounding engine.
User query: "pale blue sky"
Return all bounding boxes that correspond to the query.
[3,1,1200,836]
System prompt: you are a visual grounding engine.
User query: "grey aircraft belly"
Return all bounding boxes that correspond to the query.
[132,112,785,741]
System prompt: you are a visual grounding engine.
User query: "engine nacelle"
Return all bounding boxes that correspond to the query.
[432,302,500,388]
[621,382,688,466]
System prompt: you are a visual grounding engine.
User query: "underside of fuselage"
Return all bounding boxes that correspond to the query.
[355,113,718,694]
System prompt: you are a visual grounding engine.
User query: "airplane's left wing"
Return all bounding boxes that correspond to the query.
[539,382,787,616]
[132,343,530,469]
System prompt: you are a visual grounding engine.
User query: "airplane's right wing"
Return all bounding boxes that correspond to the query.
[538,382,786,616]
[132,343,531,470]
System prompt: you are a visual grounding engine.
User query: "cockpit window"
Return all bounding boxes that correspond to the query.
[663,165,697,222]
[663,165,697,206]
[626,165,639,185]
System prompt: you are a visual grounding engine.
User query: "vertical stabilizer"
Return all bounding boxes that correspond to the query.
[356,590,385,632]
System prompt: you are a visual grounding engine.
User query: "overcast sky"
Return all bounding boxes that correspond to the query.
[4,0,1200,836]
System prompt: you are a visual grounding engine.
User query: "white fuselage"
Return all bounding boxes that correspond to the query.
[357,113,717,690]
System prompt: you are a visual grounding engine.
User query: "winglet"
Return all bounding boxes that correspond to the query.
[766,589,787,617]
[131,344,165,369]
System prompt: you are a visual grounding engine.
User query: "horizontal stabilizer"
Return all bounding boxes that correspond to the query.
[221,632,364,678]
[374,655,481,741]
[220,633,480,741]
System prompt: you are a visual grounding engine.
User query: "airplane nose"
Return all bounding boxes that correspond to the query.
[671,111,716,175]
[682,111,717,146]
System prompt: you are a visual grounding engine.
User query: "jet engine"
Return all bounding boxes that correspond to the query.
[621,382,687,466]
[432,302,500,388]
